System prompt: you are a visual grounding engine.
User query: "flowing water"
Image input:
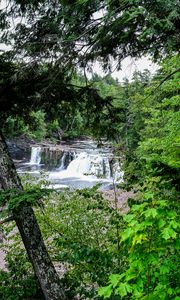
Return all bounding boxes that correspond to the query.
[17,140,124,189]
[29,146,41,165]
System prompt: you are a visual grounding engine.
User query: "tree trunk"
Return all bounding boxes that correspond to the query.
[0,131,67,300]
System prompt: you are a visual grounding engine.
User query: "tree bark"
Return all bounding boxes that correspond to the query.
[0,131,67,300]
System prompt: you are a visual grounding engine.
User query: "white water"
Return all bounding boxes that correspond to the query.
[58,152,66,170]
[112,161,124,182]
[29,146,41,165]
[66,152,90,175]
[50,152,91,179]
[18,142,124,189]
[49,151,123,183]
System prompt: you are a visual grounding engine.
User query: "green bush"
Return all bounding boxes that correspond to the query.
[2,110,47,140]
[36,186,125,299]
[0,183,125,300]
[3,116,29,137]
[28,110,47,140]
[99,178,180,299]
[0,238,43,300]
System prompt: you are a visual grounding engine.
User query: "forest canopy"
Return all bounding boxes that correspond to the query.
[0,0,179,300]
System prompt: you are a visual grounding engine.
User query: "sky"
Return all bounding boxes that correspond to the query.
[92,56,158,82]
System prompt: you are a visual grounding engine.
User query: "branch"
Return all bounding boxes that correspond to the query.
[0,216,14,225]
[156,68,180,90]
[143,68,180,102]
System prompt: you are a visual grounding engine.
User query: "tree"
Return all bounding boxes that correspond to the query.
[0,132,68,299]
[138,55,180,180]
[0,24,74,300]
[0,42,112,300]
[0,0,179,298]
[98,55,180,300]
[1,0,179,69]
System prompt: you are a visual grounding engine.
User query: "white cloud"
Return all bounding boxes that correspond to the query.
[91,56,159,82]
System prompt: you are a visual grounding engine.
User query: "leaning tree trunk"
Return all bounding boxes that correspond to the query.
[0,132,67,300]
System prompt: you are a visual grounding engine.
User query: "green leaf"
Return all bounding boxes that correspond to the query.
[162,227,177,240]
[158,219,166,228]
[98,285,112,298]
[123,214,134,223]
[144,192,154,200]
[109,274,123,288]
[160,265,170,274]
[121,227,134,242]
[125,273,136,282]
[144,208,158,218]
[132,234,147,245]
[116,282,132,297]
[170,220,179,229]
[167,288,174,295]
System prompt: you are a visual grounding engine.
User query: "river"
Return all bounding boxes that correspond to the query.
[14,139,124,190]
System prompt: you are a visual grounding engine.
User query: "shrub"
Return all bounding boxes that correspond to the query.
[36,186,125,299]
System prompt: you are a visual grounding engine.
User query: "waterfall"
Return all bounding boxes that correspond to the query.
[29,146,41,165]
[18,140,124,189]
[56,152,112,178]
[102,157,111,178]
[58,152,66,170]
[63,152,123,181]
[66,152,91,175]
[26,146,124,183]
[88,154,104,177]
[113,165,124,182]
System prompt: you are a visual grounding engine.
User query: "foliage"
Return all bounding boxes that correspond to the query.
[0,176,46,300]
[0,188,51,211]
[99,178,180,299]
[118,56,180,186]
[3,110,47,140]
[28,110,47,140]
[1,69,138,142]
[0,0,179,299]
[0,182,126,299]
[35,186,124,299]
[138,56,180,172]
[3,116,30,137]
[0,216,44,300]
[1,0,179,67]
[0,0,179,143]
[0,56,179,300]
[0,246,43,300]
[98,56,180,299]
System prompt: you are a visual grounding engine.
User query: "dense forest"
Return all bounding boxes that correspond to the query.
[0,0,179,299]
